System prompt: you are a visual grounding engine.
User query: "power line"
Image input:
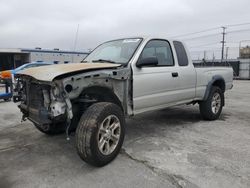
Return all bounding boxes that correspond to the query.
[187,29,250,48]
[170,22,250,39]
[226,41,242,44]
[185,28,250,45]
[190,49,222,53]
[227,28,250,34]
[225,22,250,27]
[189,42,220,48]
[191,47,223,52]
[181,33,220,41]
[170,27,220,38]
[169,22,250,60]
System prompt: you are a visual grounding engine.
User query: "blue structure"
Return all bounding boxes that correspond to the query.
[0,78,12,102]
[10,61,54,75]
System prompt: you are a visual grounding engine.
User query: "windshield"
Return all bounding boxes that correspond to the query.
[84,38,142,64]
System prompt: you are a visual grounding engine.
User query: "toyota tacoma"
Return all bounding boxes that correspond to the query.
[14,37,233,166]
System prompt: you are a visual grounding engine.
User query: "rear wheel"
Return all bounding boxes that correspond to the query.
[199,86,223,120]
[76,102,125,167]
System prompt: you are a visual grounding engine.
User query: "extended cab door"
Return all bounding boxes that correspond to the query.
[172,41,196,102]
[132,39,181,114]
[132,39,196,114]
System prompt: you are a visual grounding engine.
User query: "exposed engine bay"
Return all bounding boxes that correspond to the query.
[15,78,72,125]
[13,65,132,138]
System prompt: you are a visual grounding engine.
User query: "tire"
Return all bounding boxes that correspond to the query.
[34,122,66,135]
[76,102,125,167]
[199,86,223,120]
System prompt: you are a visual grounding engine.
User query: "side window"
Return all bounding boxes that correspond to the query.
[141,40,174,66]
[173,41,189,66]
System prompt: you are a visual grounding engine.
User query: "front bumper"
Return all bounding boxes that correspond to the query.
[19,104,52,125]
[15,78,69,125]
[19,103,67,125]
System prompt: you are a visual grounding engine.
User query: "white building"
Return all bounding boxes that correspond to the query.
[0,48,89,71]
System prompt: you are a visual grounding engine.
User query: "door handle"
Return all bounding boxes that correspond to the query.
[172,72,178,77]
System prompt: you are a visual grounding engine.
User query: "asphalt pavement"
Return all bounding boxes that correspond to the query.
[0,80,250,188]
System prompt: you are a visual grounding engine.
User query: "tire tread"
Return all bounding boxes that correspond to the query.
[199,86,223,120]
[76,102,125,166]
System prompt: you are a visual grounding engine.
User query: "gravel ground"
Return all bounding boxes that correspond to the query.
[0,80,250,188]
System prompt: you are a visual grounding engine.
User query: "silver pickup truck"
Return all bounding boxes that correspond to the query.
[14,37,233,166]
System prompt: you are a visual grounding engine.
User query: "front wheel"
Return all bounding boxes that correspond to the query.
[75,102,125,167]
[199,86,223,120]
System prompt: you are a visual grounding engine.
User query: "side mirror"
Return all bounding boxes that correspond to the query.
[136,57,158,68]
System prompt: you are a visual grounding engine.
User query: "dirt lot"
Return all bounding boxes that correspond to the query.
[0,80,250,188]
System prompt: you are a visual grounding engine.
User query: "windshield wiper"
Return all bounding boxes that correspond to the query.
[92,59,117,64]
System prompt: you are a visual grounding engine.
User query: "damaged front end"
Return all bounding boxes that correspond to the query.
[14,76,73,130]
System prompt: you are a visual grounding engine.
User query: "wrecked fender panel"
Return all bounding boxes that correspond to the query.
[17,63,121,82]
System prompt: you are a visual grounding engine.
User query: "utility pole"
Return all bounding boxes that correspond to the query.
[203,50,206,62]
[225,47,229,60]
[72,24,80,63]
[221,26,226,61]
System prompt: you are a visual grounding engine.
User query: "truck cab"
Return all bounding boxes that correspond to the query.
[131,38,197,114]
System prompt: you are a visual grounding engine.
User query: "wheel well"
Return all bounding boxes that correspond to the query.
[79,86,123,111]
[212,79,225,93]
[203,77,226,102]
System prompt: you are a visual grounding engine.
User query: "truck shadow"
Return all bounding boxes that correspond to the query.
[0,105,230,175]
[124,105,230,145]
[126,106,201,132]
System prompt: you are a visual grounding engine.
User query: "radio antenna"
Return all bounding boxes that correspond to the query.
[72,24,79,63]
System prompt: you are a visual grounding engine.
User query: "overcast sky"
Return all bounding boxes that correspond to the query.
[1,0,250,59]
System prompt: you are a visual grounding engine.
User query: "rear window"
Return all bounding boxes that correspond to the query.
[173,41,188,66]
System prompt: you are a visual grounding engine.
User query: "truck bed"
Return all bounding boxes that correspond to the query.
[194,66,233,100]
